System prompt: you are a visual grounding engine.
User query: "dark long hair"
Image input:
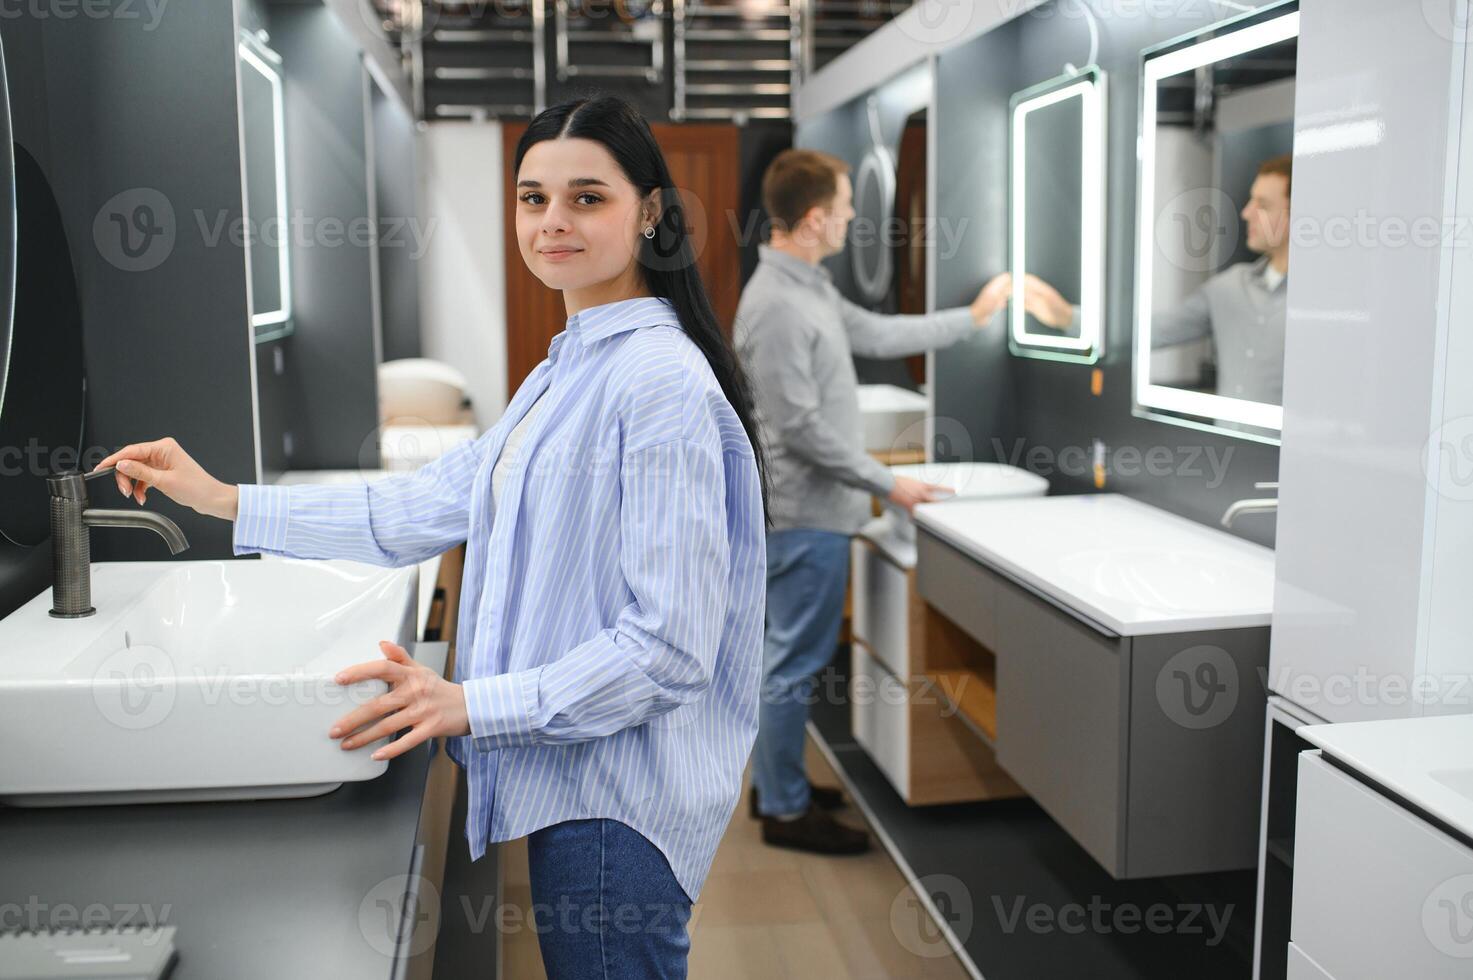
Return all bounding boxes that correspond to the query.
[514,95,769,520]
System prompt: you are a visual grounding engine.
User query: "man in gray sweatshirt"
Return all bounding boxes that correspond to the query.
[735,148,1010,854]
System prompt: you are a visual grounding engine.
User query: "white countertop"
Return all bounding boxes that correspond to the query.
[912,493,1276,636]
[1300,715,1473,844]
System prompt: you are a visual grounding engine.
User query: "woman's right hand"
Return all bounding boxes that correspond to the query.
[92,437,240,521]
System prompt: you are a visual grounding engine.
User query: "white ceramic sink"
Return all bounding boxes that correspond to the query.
[1058,547,1273,614]
[863,462,1049,567]
[0,559,418,806]
[856,383,928,453]
[913,494,1276,635]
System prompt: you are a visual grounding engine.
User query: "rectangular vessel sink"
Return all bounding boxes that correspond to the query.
[0,559,418,806]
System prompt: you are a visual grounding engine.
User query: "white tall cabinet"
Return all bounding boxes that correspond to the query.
[1257,3,1473,978]
[1271,0,1473,726]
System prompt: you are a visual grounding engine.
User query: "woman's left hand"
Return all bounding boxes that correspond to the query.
[329,641,471,761]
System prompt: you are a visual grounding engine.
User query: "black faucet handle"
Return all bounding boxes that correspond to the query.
[47,466,118,501]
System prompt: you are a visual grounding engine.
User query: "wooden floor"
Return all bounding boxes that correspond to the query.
[498,738,972,979]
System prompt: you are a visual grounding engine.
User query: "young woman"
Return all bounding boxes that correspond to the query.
[95,95,768,978]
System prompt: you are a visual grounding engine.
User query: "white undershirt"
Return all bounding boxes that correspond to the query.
[1262,263,1286,292]
[491,393,545,508]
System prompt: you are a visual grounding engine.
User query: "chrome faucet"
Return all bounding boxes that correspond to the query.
[1221,481,1279,528]
[47,466,189,618]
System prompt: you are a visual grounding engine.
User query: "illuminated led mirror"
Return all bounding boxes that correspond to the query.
[1134,1,1298,441]
[1008,67,1105,364]
[238,33,293,343]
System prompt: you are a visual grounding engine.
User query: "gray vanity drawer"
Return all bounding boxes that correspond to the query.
[915,529,999,649]
[995,580,1125,874]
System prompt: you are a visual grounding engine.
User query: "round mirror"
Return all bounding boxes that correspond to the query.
[0,145,86,547]
[0,34,15,425]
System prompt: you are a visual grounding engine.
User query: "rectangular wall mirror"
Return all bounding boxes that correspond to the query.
[1134,1,1298,441]
[238,32,292,344]
[1008,67,1105,364]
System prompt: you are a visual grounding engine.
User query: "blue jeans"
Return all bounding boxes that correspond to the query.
[750,529,851,817]
[526,818,692,979]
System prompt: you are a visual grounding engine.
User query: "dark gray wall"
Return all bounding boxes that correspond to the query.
[797,61,935,391]
[370,75,422,363]
[256,1,381,475]
[0,4,260,581]
[929,0,1284,547]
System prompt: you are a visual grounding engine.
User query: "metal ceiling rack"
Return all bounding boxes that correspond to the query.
[672,0,799,122]
[419,0,548,121]
[554,0,665,84]
[799,0,913,79]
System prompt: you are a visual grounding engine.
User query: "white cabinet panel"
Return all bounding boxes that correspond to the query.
[1292,752,1473,979]
[850,643,910,796]
[850,539,910,678]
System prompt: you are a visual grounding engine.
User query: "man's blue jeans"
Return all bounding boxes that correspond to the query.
[527,818,693,979]
[750,529,851,818]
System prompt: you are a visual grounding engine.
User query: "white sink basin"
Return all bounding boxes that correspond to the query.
[0,559,418,806]
[1059,547,1274,614]
[862,462,1049,567]
[856,383,928,453]
[913,494,1275,635]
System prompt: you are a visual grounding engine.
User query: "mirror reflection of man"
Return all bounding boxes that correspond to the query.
[734,149,1010,855]
[1026,153,1292,404]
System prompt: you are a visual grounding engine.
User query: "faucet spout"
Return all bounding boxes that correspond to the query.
[82,508,190,554]
[1221,498,1278,528]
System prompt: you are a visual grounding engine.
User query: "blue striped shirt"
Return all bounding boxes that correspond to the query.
[232,296,766,900]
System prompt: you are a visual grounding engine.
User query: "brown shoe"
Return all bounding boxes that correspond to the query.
[761,804,871,855]
[748,782,845,819]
